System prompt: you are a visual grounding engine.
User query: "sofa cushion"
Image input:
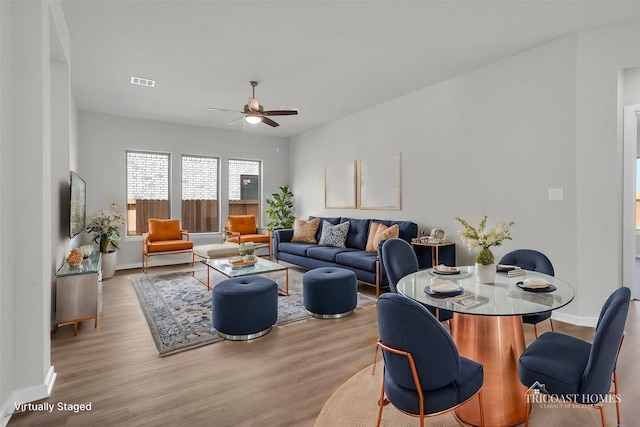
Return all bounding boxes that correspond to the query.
[318,220,350,248]
[148,218,182,242]
[310,216,342,243]
[227,215,258,235]
[277,242,316,257]
[335,250,378,272]
[307,246,354,263]
[292,218,320,243]
[341,218,371,250]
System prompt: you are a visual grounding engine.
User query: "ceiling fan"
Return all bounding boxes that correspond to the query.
[208,81,298,128]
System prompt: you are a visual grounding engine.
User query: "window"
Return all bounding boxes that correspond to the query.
[228,159,261,225]
[182,155,219,232]
[126,151,170,235]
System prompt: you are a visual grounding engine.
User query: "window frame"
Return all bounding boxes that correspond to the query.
[181,154,221,233]
[125,150,171,236]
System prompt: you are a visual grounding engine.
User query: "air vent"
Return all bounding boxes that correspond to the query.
[130,76,155,87]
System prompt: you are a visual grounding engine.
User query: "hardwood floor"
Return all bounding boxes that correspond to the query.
[8,264,640,426]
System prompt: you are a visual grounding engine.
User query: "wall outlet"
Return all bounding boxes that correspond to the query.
[548,188,564,201]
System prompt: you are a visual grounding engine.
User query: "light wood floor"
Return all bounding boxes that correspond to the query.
[8,264,640,427]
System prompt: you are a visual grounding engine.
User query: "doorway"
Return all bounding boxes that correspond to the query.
[623,104,640,300]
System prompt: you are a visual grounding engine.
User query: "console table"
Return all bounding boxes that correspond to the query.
[411,240,456,269]
[55,252,102,336]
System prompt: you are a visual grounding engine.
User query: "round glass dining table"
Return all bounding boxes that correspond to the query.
[396,266,575,427]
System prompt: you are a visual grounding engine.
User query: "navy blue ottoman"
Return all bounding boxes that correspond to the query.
[303,267,357,319]
[212,276,278,340]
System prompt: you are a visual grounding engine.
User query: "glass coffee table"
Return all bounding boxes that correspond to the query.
[200,257,289,296]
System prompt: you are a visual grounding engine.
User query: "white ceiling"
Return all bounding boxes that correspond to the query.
[61,1,640,138]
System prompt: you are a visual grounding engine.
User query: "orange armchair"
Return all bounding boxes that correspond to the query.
[224,215,271,258]
[143,218,194,273]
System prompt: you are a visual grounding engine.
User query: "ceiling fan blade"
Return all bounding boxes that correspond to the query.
[226,116,244,125]
[262,110,298,116]
[261,116,279,127]
[208,107,243,113]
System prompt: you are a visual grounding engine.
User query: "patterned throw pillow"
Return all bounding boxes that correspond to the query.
[291,218,320,243]
[366,223,399,252]
[318,220,350,248]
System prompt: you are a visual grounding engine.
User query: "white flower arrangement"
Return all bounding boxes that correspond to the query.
[239,242,256,257]
[455,215,514,265]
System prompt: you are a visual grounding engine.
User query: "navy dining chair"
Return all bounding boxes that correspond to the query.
[518,286,630,427]
[498,249,555,338]
[374,293,485,427]
[378,238,453,322]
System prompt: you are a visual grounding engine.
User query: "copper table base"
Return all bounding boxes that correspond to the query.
[451,313,527,427]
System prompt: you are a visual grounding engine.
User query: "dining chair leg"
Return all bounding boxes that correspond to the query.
[533,323,539,339]
[549,318,554,332]
[372,344,380,375]
[613,370,621,426]
[598,405,606,427]
[525,398,531,427]
[376,372,386,427]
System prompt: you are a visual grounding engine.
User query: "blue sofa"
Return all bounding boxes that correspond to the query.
[273,216,418,296]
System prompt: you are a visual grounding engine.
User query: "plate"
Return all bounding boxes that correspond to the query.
[424,285,463,297]
[433,265,460,275]
[516,282,557,293]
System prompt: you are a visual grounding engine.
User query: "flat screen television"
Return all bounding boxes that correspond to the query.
[69,171,86,238]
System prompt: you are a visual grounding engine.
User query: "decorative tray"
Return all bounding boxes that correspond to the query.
[229,258,258,268]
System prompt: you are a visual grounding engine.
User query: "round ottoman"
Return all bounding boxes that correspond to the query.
[303,267,357,319]
[212,276,278,340]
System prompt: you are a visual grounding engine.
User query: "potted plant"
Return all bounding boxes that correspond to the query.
[455,215,514,284]
[86,202,125,279]
[265,185,295,231]
[239,242,256,261]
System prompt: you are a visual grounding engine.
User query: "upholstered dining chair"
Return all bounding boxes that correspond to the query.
[224,215,271,258]
[518,286,630,427]
[379,238,453,322]
[374,293,485,427]
[498,249,555,338]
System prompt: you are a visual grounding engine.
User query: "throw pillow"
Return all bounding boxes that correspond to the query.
[368,223,400,252]
[318,220,350,248]
[291,218,320,243]
[365,222,382,252]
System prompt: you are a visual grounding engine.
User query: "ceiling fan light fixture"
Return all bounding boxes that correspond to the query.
[245,115,262,124]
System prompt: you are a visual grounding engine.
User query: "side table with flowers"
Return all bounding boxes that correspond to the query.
[455,215,514,284]
[86,202,125,279]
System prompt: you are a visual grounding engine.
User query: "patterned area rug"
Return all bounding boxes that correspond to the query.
[132,268,376,356]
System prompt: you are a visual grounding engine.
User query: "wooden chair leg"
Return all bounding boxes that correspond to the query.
[525,396,531,427]
[549,318,554,332]
[533,323,539,339]
[599,405,606,427]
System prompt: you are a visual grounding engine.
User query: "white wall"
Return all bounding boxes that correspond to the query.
[1,1,75,424]
[291,25,640,323]
[76,112,290,269]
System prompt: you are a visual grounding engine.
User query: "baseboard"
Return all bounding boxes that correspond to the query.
[1,366,56,427]
[551,311,597,328]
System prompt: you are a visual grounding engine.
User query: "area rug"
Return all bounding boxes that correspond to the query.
[132,268,376,356]
[315,364,609,427]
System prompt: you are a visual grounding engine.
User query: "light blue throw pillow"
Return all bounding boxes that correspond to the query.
[318,220,350,248]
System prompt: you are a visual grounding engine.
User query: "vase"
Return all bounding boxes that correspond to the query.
[243,254,256,262]
[475,263,496,284]
[101,250,117,280]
